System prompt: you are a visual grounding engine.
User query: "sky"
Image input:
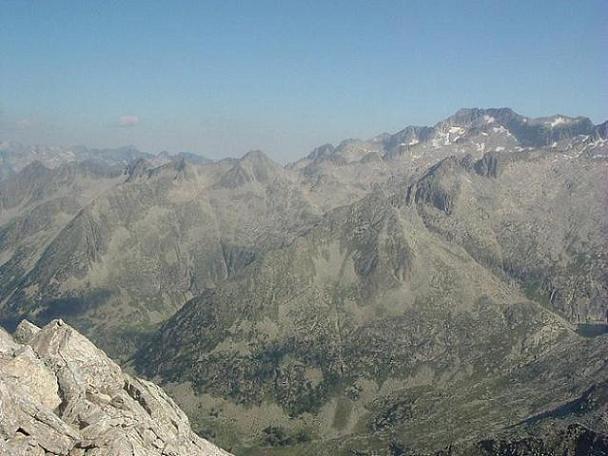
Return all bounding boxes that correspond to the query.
[1,0,607,162]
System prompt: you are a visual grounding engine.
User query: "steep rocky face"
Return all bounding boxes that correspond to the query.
[0,162,126,339]
[407,147,608,324]
[0,319,230,455]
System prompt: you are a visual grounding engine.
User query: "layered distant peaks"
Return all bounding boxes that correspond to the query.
[0,142,212,177]
[218,150,283,188]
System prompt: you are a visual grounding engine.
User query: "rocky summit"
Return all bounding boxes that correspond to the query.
[0,319,230,456]
[0,108,607,454]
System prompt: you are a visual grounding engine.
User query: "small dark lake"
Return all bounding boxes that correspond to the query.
[577,323,608,338]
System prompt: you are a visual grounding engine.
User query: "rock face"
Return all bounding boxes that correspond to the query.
[0,320,230,456]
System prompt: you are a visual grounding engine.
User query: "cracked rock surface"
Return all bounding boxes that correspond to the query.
[0,319,231,456]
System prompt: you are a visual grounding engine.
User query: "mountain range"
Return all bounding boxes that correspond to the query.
[0,108,607,454]
[0,142,211,180]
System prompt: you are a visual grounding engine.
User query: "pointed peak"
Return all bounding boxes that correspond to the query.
[238,149,282,181]
[13,319,41,344]
[307,143,335,161]
[241,149,272,164]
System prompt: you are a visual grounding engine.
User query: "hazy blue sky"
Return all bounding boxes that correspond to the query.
[1,0,606,161]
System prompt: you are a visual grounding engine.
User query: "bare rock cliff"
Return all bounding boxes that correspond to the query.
[0,319,231,456]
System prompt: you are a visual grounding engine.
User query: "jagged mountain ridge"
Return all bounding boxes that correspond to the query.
[2,108,605,350]
[0,107,607,453]
[0,319,230,455]
[134,142,608,453]
[293,107,604,167]
[289,107,607,210]
[0,151,323,357]
[0,142,211,179]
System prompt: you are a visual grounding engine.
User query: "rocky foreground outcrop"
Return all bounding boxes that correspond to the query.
[0,319,230,456]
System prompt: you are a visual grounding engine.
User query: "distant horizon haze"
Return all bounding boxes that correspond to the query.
[1,0,606,162]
